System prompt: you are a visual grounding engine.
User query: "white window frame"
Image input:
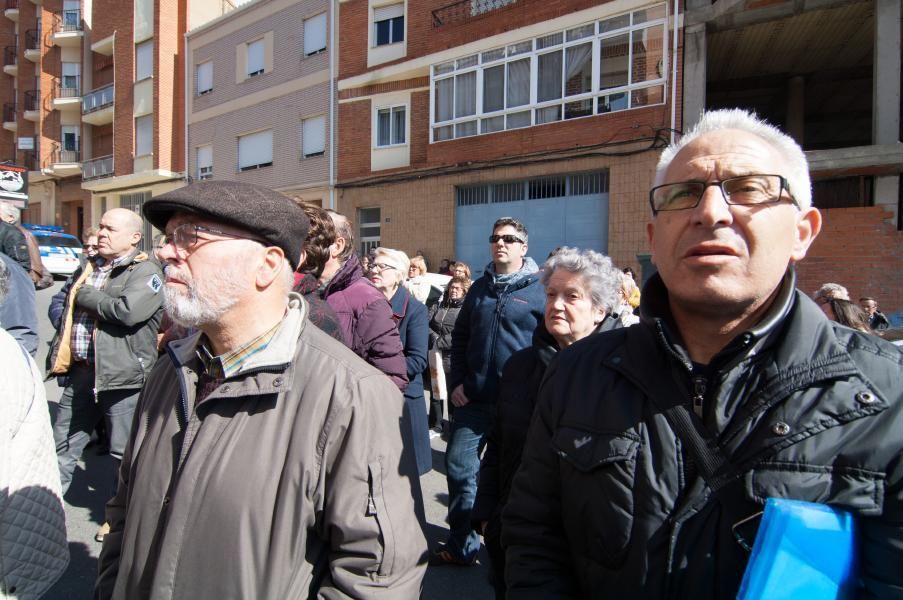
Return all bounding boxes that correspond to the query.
[301,115,326,158]
[373,3,404,47]
[135,39,154,82]
[303,12,327,56]
[246,38,265,77]
[135,114,153,157]
[196,61,213,96]
[237,129,273,171]
[428,3,668,142]
[196,144,212,180]
[374,104,407,148]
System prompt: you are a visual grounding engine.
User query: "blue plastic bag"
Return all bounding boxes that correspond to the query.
[737,498,857,600]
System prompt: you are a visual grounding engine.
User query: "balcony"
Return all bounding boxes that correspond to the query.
[50,142,81,177]
[23,89,39,121]
[24,28,40,62]
[4,0,18,22]
[81,154,113,181]
[432,0,516,26]
[91,33,114,56]
[82,84,113,125]
[51,10,83,47]
[2,102,15,131]
[2,46,16,76]
[53,79,81,111]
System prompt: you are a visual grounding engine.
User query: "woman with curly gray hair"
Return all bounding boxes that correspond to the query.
[471,247,622,596]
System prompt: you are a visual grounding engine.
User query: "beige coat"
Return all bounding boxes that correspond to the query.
[96,294,427,599]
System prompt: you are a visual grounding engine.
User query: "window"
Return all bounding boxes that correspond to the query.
[430,3,667,141]
[374,4,404,46]
[246,39,265,77]
[376,106,406,147]
[61,125,79,161]
[135,40,153,81]
[62,62,80,91]
[119,192,153,252]
[196,145,212,180]
[135,115,153,156]
[238,130,273,171]
[196,61,213,95]
[304,13,327,56]
[301,115,326,158]
[358,207,380,256]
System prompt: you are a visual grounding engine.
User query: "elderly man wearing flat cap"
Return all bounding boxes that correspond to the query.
[95,180,427,600]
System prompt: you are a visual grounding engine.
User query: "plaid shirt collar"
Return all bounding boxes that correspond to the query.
[195,320,281,380]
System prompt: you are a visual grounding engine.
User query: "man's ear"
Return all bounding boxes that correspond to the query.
[131,231,143,247]
[331,236,346,259]
[257,246,286,287]
[790,207,822,263]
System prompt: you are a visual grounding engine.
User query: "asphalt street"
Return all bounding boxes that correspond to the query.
[34,280,494,599]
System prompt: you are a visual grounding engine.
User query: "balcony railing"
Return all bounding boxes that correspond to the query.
[432,0,516,26]
[24,89,37,111]
[82,84,113,114]
[25,28,40,50]
[55,9,81,32]
[2,46,16,66]
[54,143,80,163]
[2,102,14,122]
[5,0,18,10]
[82,154,113,180]
[56,79,81,98]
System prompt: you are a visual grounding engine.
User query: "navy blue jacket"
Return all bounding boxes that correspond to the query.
[0,252,38,356]
[449,265,545,405]
[390,285,431,475]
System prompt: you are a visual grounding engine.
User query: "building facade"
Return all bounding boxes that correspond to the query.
[336,0,682,277]
[1,0,228,241]
[186,0,333,207]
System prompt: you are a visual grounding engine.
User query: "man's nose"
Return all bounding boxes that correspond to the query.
[692,184,734,226]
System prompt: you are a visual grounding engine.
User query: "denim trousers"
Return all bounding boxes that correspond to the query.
[52,362,140,497]
[444,402,495,561]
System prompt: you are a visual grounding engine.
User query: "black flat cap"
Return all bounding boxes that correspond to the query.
[143,180,310,269]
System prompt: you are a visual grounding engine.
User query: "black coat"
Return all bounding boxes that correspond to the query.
[502,272,903,599]
[427,296,463,373]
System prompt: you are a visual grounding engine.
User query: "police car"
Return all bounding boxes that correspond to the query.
[23,224,83,277]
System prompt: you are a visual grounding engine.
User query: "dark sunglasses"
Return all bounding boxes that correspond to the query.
[489,234,525,245]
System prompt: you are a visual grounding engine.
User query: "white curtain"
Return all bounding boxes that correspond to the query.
[506,58,530,108]
[565,42,592,95]
[482,65,504,113]
[455,71,476,118]
[434,78,454,122]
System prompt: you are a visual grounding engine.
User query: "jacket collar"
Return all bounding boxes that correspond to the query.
[168,293,308,378]
[323,254,364,296]
[390,285,411,320]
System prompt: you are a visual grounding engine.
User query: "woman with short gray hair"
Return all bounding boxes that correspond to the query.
[472,247,623,596]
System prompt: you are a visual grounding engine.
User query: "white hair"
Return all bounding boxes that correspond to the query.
[655,109,812,210]
[372,247,410,287]
[541,247,621,313]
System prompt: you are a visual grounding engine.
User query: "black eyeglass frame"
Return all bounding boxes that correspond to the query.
[649,174,797,216]
[155,223,266,258]
[489,234,526,245]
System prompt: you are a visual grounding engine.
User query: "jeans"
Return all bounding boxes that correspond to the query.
[444,402,495,561]
[52,362,140,497]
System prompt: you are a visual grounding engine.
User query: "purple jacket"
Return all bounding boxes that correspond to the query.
[322,255,408,391]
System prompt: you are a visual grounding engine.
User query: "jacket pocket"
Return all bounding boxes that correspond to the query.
[745,462,885,516]
[367,461,396,577]
[552,428,640,567]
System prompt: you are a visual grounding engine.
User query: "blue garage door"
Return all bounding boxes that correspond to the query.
[454,171,609,278]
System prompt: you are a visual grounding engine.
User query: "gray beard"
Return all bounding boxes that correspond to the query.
[163,266,244,327]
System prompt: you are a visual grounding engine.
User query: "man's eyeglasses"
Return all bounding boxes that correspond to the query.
[489,234,526,245]
[370,262,396,272]
[155,223,264,259]
[84,244,98,250]
[649,174,797,215]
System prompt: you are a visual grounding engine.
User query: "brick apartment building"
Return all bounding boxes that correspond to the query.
[336,0,679,278]
[186,0,333,206]
[0,0,228,241]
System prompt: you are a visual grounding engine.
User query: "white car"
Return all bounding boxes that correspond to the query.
[24,225,83,277]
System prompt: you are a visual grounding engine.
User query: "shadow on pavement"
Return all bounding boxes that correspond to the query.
[45,541,97,600]
[65,449,114,525]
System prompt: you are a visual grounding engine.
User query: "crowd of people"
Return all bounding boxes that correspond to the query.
[0,108,901,599]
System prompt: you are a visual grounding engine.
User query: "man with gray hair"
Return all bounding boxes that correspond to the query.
[503,109,902,596]
[47,207,164,543]
[96,181,426,599]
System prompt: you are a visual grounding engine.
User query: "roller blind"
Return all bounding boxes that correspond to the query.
[302,116,326,157]
[247,39,265,75]
[238,130,273,169]
[304,13,327,56]
[196,62,212,94]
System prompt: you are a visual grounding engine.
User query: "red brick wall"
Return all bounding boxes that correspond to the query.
[340,0,616,79]
[797,207,903,313]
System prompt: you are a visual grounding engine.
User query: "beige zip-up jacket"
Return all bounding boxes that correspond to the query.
[96,294,427,599]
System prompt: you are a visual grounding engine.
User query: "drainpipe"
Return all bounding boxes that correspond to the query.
[670,0,679,144]
[184,31,190,183]
[328,0,337,210]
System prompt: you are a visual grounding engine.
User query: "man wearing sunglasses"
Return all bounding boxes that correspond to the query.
[431,217,544,566]
[504,109,902,597]
[95,181,426,599]
[46,208,164,545]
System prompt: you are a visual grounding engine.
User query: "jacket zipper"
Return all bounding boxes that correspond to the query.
[692,376,706,419]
